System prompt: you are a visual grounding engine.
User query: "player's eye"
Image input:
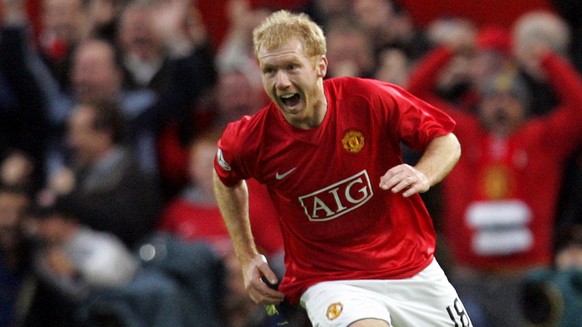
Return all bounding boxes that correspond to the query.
[263,67,276,76]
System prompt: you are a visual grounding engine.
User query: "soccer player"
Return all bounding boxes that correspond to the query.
[213,10,472,327]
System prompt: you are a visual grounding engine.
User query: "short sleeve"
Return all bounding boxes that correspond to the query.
[214,119,251,187]
[377,81,456,151]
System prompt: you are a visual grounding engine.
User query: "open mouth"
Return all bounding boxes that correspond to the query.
[493,109,509,124]
[280,93,301,107]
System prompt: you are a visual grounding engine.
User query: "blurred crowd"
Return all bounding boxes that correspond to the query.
[1,0,582,326]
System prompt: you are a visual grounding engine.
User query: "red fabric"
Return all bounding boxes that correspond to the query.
[159,179,283,257]
[156,123,189,190]
[476,25,512,55]
[247,178,284,256]
[159,198,232,255]
[215,77,455,304]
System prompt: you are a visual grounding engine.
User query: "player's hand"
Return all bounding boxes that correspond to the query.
[379,164,430,197]
[513,40,550,80]
[243,254,285,305]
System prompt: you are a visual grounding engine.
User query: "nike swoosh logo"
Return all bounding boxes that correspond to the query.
[275,167,297,180]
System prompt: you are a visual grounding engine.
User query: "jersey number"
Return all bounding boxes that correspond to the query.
[446,298,471,327]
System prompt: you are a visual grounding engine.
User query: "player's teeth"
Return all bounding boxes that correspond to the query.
[281,94,295,99]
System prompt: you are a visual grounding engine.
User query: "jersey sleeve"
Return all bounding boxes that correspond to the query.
[374,80,456,152]
[214,118,252,187]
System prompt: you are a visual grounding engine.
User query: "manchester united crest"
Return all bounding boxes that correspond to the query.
[482,165,514,199]
[326,302,343,321]
[342,130,364,153]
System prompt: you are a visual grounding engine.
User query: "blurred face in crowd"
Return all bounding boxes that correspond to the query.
[325,27,374,78]
[0,190,29,252]
[71,40,123,102]
[479,92,527,137]
[374,48,409,86]
[555,245,582,270]
[118,4,163,61]
[187,138,217,199]
[216,72,263,122]
[42,0,86,43]
[314,0,350,16]
[67,104,111,167]
[353,0,393,31]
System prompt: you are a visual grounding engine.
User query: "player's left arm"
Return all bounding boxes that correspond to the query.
[380,133,461,197]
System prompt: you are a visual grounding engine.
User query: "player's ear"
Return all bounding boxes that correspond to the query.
[316,55,328,78]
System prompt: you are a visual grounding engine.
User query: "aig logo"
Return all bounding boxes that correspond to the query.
[299,170,373,222]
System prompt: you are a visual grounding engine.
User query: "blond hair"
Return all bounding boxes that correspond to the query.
[252,10,326,58]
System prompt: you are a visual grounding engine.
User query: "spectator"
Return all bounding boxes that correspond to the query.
[116,0,213,92]
[373,48,410,87]
[37,0,126,90]
[407,37,582,326]
[513,9,582,248]
[26,198,207,327]
[324,16,375,78]
[209,69,267,130]
[156,68,267,201]
[295,0,351,27]
[0,0,49,194]
[85,0,127,41]
[41,99,162,248]
[159,131,284,261]
[158,132,286,325]
[28,198,138,303]
[424,17,478,109]
[215,0,270,92]
[2,0,216,181]
[512,10,570,116]
[352,0,429,60]
[0,184,35,327]
[470,25,513,92]
[513,10,582,233]
[158,131,234,257]
[37,0,88,91]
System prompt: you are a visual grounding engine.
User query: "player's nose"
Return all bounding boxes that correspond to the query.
[275,71,291,89]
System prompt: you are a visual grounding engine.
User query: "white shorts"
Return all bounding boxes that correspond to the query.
[300,259,472,327]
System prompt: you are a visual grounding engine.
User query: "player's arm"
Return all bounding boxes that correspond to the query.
[212,170,285,305]
[380,133,461,197]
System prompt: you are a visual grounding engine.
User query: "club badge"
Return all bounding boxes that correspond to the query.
[326,302,343,321]
[216,149,231,171]
[342,130,365,153]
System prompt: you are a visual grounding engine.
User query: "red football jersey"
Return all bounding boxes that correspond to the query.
[215,77,455,304]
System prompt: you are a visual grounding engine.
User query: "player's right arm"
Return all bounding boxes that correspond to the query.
[213,170,285,305]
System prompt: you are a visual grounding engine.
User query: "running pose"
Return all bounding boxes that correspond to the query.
[213,10,471,327]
